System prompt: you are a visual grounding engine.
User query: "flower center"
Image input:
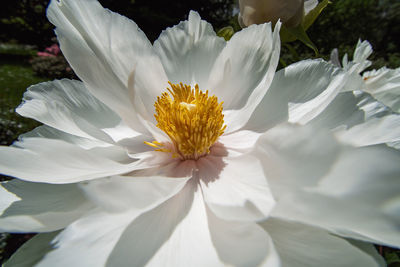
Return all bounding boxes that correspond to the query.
[145,82,226,160]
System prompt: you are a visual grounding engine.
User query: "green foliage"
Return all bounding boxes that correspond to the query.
[30,56,76,79]
[217,26,235,41]
[385,251,400,265]
[281,24,319,55]
[381,246,400,267]
[0,0,52,48]
[0,44,37,57]
[0,59,47,147]
[303,0,331,30]
[280,0,400,69]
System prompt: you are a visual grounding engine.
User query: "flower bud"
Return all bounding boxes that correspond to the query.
[238,0,305,28]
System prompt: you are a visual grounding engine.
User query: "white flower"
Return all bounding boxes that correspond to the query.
[337,40,400,113]
[330,40,400,149]
[0,1,399,266]
[238,0,318,28]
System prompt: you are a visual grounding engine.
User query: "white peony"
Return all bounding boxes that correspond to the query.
[331,40,400,113]
[330,40,400,149]
[0,1,399,266]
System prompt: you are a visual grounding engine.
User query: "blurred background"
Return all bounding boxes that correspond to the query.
[0,0,399,265]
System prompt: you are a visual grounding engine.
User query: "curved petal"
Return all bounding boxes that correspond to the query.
[16,79,125,143]
[79,175,190,213]
[154,11,226,89]
[207,207,280,267]
[207,22,281,133]
[272,145,400,248]
[307,91,367,130]
[336,114,400,147]
[20,125,111,150]
[4,231,60,267]
[0,138,144,184]
[218,130,262,152]
[20,125,149,163]
[307,90,391,133]
[0,180,92,232]
[287,61,349,125]
[199,154,275,222]
[245,59,349,132]
[47,0,166,133]
[261,218,384,267]
[355,91,393,119]
[106,180,222,267]
[29,211,135,267]
[363,67,400,112]
[308,90,394,134]
[253,123,341,198]
[344,40,372,74]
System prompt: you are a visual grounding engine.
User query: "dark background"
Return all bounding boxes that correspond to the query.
[0,0,399,67]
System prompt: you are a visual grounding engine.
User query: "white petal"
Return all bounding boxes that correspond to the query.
[0,180,91,232]
[307,90,393,133]
[0,138,143,184]
[218,130,262,152]
[308,90,393,133]
[20,125,111,150]
[21,126,146,163]
[348,40,373,73]
[207,22,281,133]
[307,91,367,130]
[79,174,190,213]
[355,91,393,119]
[200,155,275,221]
[336,114,400,147]
[262,218,384,267]
[272,145,400,247]
[127,54,169,123]
[4,231,60,267]
[16,79,123,143]
[33,211,134,267]
[253,123,341,198]
[363,67,400,112]
[106,180,223,267]
[19,125,142,166]
[287,61,348,124]
[47,0,166,133]
[154,11,225,88]
[207,207,280,267]
[245,59,348,132]
[329,48,341,67]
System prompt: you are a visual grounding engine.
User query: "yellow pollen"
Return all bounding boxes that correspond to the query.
[146,82,226,160]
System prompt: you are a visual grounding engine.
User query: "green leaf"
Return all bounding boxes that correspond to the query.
[280,0,330,45]
[281,24,319,55]
[303,0,331,30]
[385,251,400,265]
[217,26,235,41]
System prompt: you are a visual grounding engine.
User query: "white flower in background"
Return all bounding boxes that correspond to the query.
[238,0,318,28]
[0,0,399,266]
[331,40,400,112]
[330,40,400,149]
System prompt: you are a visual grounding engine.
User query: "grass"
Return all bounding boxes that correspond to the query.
[0,58,49,146]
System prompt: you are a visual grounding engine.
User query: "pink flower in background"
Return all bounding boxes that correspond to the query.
[37,44,61,57]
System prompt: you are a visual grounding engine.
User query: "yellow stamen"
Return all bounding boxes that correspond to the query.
[146,82,226,160]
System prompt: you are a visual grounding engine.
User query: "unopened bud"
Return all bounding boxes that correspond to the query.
[238,0,305,28]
